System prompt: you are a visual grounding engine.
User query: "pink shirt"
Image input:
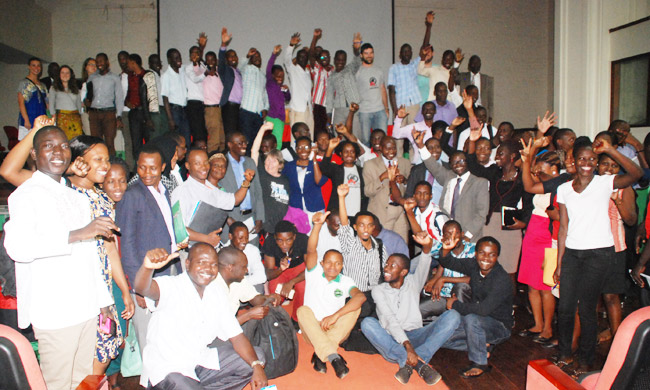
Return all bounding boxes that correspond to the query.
[392,116,433,164]
[200,67,224,105]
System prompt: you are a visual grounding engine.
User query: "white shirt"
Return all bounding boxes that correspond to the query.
[141,273,242,386]
[185,63,206,101]
[171,175,236,226]
[214,273,260,315]
[148,182,176,252]
[170,165,184,186]
[414,201,449,242]
[284,46,312,112]
[417,61,450,101]
[557,174,616,250]
[121,72,130,112]
[304,263,357,321]
[242,243,267,286]
[161,66,187,106]
[443,171,470,216]
[4,171,113,329]
[471,72,482,106]
[344,165,362,216]
[456,124,497,151]
[317,226,342,262]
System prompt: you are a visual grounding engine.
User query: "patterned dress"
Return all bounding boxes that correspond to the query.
[72,184,123,362]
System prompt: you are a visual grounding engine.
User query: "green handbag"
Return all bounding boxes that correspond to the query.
[120,320,142,377]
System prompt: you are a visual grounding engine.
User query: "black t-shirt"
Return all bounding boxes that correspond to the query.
[262,232,308,269]
[542,172,572,193]
[259,155,291,233]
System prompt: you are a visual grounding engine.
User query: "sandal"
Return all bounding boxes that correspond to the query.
[552,354,574,369]
[460,363,492,379]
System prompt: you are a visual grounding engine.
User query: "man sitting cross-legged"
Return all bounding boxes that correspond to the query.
[361,232,460,385]
[134,243,268,389]
[297,211,366,379]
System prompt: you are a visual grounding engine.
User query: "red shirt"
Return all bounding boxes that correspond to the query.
[126,70,145,108]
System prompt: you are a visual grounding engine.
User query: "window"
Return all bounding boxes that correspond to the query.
[610,52,650,127]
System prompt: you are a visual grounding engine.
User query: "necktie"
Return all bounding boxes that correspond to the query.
[450,177,462,219]
[426,171,434,186]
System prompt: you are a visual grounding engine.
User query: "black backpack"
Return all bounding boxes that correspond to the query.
[249,306,298,379]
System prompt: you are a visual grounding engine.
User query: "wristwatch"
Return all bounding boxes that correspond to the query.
[251,360,265,368]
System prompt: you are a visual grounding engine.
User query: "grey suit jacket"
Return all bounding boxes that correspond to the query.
[423,156,489,241]
[458,72,494,118]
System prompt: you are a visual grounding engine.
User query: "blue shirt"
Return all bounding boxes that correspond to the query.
[432,240,476,297]
[387,58,422,107]
[227,153,252,210]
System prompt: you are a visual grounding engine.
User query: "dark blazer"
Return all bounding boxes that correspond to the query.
[423,156,489,241]
[405,161,450,198]
[283,160,327,212]
[458,71,494,119]
[319,156,368,212]
[116,179,177,285]
[218,48,236,106]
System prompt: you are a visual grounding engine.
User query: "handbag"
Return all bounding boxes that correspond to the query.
[120,320,142,377]
[542,247,558,287]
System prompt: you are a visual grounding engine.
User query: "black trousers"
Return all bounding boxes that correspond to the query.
[128,107,152,159]
[239,109,263,155]
[185,100,207,143]
[221,102,240,137]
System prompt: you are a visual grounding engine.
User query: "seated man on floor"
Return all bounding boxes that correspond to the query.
[297,211,366,379]
[227,221,267,293]
[263,220,308,324]
[316,209,342,262]
[435,235,513,378]
[134,243,267,389]
[214,246,282,339]
[361,232,460,386]
[419,220,473,322]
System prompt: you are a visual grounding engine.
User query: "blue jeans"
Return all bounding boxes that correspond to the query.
[360,309,460,368]
[442,311,511,365]
[170,104,191,147]
[358,110,387,145]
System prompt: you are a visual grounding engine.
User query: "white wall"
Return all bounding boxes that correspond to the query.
[395,0,555,128]
[554,0,650,139]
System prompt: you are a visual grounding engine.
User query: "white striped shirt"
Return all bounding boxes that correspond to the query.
[311,63,332,106]
[338,224,387,292]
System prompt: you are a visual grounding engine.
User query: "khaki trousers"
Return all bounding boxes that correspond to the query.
[34,316,96,390]
[297,306,360,362]
[205,106,226,152]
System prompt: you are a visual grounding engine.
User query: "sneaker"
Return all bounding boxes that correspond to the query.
[395,365,413,384]
[418,364,442,385]
[331,356,349,379]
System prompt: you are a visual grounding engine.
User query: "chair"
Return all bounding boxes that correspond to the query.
[3,126,19,150]
[0,324,108,390]
[526,306,650,389]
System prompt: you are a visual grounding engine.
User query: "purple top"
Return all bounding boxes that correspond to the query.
[266,54,291,121]
[228,68,243,104]
[433,100,458,126]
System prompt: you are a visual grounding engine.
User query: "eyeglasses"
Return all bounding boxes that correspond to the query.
[296,145,311,151]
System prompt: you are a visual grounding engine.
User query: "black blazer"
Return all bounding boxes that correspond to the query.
[218,49,236,106]
[319,156,368,212]
[116,179,177,286]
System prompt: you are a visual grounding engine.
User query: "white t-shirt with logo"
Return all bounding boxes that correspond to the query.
[344,165,362,216]
[304,262,357,321]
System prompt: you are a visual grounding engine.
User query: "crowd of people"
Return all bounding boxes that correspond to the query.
[4,9,650,390]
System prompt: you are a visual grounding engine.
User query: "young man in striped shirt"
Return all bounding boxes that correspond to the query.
[309,28,333,135]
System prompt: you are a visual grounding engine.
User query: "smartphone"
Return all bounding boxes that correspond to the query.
[99,313,116,337]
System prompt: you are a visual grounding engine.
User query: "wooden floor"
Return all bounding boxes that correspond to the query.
[115,288,631,390]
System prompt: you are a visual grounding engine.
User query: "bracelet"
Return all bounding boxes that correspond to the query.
[251,360,265,368]
[241,181,250,188]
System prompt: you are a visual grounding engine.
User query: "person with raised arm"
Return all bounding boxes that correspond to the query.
[265,44,292,148]
[134,244,267,389]
[297,211,366,378]
[284,32,314,133]
[218,27,244,135]
[326,33,362,134]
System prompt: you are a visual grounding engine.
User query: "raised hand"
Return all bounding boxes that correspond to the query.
[312,210,330,225]
[420,45,433,62]
[198,32,208,48]
[412,231,433,247]
[313,28,322,40]
[455,48,464,63]
[337,183,349,197]
[387,163,399,181]
[441,234,460,251]
[349,102,360,113]
[592,138,613,154]
[536,111,557,134]
[412,128,425,149]
[272,45,282,56]
[396,105,407,119]
[260,121,274,133]
[328,136,341,150]
[290,32,301,46]
[519,138,533,163]
[353,32,362,49]
[70,156,90,177]
[221,27,232,46]
[468,124,482,142]
[244,168,256,182]
[425,11,435,26]
[462,89,473,110]
[403,197,417,213]
[33,115,55,131]
[247,48,257,59]
[143,248,180,270]
[450,116,466,129]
